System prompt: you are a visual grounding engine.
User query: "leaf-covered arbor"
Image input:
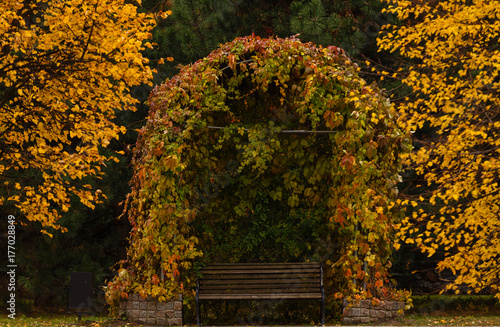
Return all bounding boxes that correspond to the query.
[106,36,410,305]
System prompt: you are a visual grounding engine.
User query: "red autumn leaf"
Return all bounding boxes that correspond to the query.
[356,269,365,280]
[340,154,356,169]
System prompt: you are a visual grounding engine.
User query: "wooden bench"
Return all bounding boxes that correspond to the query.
[195,262,325,326]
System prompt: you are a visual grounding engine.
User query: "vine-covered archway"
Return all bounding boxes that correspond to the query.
[106,35,410,306]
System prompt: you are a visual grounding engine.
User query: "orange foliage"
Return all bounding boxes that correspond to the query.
[379,0,500,299]
[0,0,158,235]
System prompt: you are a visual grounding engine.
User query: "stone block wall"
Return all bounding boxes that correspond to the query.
[342,299,404,325]
[119,294,183,326]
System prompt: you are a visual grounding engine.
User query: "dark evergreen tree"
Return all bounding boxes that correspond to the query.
[142,0,395,73]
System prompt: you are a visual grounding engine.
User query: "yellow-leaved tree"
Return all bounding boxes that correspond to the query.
[0,0,158,235]
[378,0,500,299]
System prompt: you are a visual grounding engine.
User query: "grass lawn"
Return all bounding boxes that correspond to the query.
[0,314,137,327]
[2,312,500,326]
[2,294,500,327]
[383,311,500,326]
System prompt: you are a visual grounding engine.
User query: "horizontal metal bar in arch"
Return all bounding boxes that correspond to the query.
[206,126,337,134]
[203,262,320,265]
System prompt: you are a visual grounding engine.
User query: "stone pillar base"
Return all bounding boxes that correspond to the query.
[342,298,404,325]
[119,294,183,326]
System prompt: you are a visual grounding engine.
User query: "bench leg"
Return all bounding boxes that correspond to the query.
[321,299,325,326]
[196,280,201,327]
[321,301,325,326]
[196,300,201,326]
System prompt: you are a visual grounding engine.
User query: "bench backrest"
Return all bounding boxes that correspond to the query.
[197,262,323,300]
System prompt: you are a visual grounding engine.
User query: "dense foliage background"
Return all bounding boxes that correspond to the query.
[4,0,490,320]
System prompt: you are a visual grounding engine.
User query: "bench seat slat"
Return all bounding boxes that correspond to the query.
[201,273,319,280]
[200,289,320,295]
[200,288,321,293]
[198,293,323,300]
[200,279,321,287]
[204,263,320,268]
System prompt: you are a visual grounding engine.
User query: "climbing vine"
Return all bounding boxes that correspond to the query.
[106,35,411,307]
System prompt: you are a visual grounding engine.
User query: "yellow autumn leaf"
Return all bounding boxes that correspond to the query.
[0,0,156,232]
[380,0,500,299]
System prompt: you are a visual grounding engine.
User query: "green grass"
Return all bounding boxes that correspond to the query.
[409,295,500,314]
[3,313,500,326]
[2,295,500,326]
[393,312,500,326]
[0,314,131,327]
[380,295,500,326]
